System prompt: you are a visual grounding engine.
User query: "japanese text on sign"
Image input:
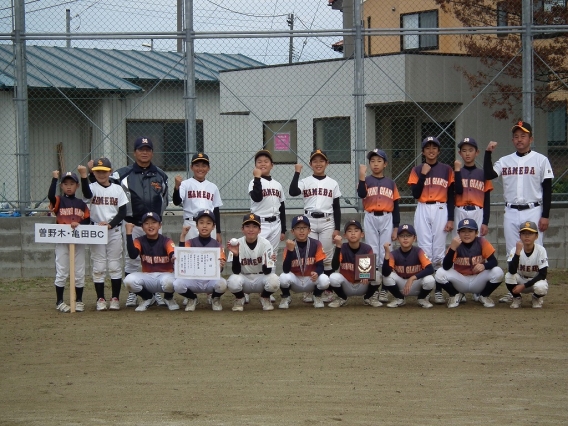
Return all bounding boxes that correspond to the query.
[35,223,108,245]
[174,247,221,280]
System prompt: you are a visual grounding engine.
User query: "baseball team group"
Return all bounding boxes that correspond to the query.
[48,120,553,313]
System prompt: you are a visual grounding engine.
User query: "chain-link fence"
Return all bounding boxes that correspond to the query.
[1,0,567,214]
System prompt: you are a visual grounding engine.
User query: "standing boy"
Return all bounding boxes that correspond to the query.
[382,224,435,308]
[358,148,401,302]
[408,136,455,304]
[328,220,382,308]
[226,214,280,312]
[505,221,549,309]
[278,215,331,309]
[48,169,91,312]
[86,158,129,311]
[124,212,179,312]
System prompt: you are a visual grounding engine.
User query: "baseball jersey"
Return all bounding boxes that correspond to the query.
[133,235,176,273]
[451,237,495,276]
[248,177,285,217]
[507,244,548,278]
[337,242,374,282]
[178,178,222,218]
[389,246,431,279]
[455,167,493,208]
[493,151,554,203]
[298,175,341,213]
[51,195,90,225]
[88,181,129,224]
[184,236,226,261]
[361,176,400,213]
[282,237,326,276]
[236,235,273,274]
[408,163,454,203]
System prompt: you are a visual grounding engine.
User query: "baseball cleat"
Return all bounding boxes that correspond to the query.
[532,295,544,309]
[207,294,213,305]
[387,298,406,308]
[472,293,480,302]
[154,293,166,306]
[135,296,155,312]
[417,298,433,309]
[302,292,314,303]
[321,290,334,303]
[211,297,222,311]
[260,297,274,311]
[378,289,389,303]
[434,291,446,304]
[56,302,70,313]
[510,297,522,309]
[164,298,180,311]
[75,302,85,312]
[125,292,138,307]
[328,297,347,308]
[446,295,460,308]
[232,298,245,312]
[478,295,495,308]
[499,293,513,303]
[182,298,189,306]
[313,295,325,308]
[96,298,108,311]
[109,297,120,310]
[185,298,198,312]
[458,293,467,303]
[270,294,276,303]
[363,294,383,307]
[244,293,250,304]
[279,296,292,309]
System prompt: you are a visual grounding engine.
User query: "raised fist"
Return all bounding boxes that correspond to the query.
[333,234,343,247]
[77,165,87,178]
[486,141,498,152]
[286,239,296,251]
[52,170,60,179]
[174,175,183,189]
[253,167,262,178]
[421,163,431,175]
[294,163,303,173]
[359,164,367,180]
[454,159,462,172]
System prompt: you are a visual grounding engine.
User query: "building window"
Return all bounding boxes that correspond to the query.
[313,117,351,164]
[548,105,567,146]
[262,120,297,164]
[126,120,204,171]
[421,121,455,166]
[401,10,438,51]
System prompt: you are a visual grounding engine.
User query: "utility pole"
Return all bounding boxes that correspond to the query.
[287,13,294,64]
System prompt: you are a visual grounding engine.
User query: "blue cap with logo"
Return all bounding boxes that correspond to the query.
[291,215,310,228]
[344,219,363,233]
[367,149,388,162]
[457,218,478,231]
[134,137,154,151]
[421,136,441,148]
[141,211,162,223]
[195,209,215,222]
[397,224,416,236]
[458,137,478,149]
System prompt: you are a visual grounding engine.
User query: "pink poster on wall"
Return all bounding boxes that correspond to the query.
[274,133,291,151]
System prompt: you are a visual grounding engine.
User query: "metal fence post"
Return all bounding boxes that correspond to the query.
[522,0,534,130]
[184,0,196,176]
[353,0,365,211]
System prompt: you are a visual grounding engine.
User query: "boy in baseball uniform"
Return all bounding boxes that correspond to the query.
[505,221,549,309]
[408,136,455,305]
[226,214,280,312]
[173,210,227,312]
[358,148,401,303]
[48,169,91,313]
[328,220,382,308]
[85,157,128,311]
[124,212,179,312]
[435,219,503,308]
[382,224,435,308]
[278,215,330,309]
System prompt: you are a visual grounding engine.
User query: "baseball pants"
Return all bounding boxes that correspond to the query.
[505,273,548,296]
[279,272,330,293]
[122,223,163,274]
[91,226,123,282]
[414,202,448,268]
[259,218,282,256]
[183,218,217,241]
[54,242,86,288]
[307,215,335,270]
[124,272,175,294]
[382,272,435,297]
[364,211,393,266]
[227,273,280,294]
[435,267,504,294]
[503,206,543,254]
[329,273,376,297]
[173,277,227,295]
[453,207,483,238]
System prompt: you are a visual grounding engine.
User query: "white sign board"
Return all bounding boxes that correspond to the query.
[174,247,221,280]
[35,223,108,245]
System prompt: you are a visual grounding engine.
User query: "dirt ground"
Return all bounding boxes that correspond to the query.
[1,275,567,426]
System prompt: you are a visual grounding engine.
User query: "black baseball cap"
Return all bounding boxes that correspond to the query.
[344,219,363,233]
[91,157,112,171]
[254,149,273,162]
[141,212,162,223]
[310,149,328,162]
[421,136,441,149]
[134,137,154,151]
[61,172,79,183]
[458,138,478,150]
[242,213,261,227]
[191,153,210,164]
[511,121,532,134]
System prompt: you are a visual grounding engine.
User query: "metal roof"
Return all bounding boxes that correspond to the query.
[0,45,264,91]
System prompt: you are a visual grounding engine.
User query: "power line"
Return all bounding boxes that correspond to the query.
[203,0,287,18]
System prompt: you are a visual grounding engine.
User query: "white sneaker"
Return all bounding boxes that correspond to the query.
[182,298,188,306]
[321,290,334,303]
[279,296,292,309]
[232,298,245,312]
[328,297,346,308]
[164,298,180,311]
[125,292,138,307]
[447,295,460,308]
[510,297,522,309]
[417,298,433,309]
[472,293,480,302]
[363,293,383,307]
[302,292,313,303]
[56,302,70,313]
[260,297,274,311]
[75,302,85,312]
[208,294,213,305]
[313,295,325,308]
[109,297,120,310]
[378,289,389,303]
[154,293,166,306]
[387,298,406,308]
[532,295,544,309]
[96,298,108,311]
[499,293,513,303]
[185,298,198,312]
[244,293,250,304]
[434,291,446,304]
[211,297,222,311]
[459,293,467,303]
[478,295,495,308]
[135,296,155,312]
[270,294,276,302]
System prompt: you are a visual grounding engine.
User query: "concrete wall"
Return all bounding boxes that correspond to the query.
[1,207,566,279]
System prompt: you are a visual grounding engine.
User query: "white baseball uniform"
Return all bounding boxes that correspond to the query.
[178,177,222,240]
[88,181,129,281]
[491,151,554,253]
[505,244,549,296]
[248,177,285,254]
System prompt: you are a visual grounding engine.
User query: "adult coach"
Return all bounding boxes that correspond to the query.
[112,137,169,307]
[484,121,553,301]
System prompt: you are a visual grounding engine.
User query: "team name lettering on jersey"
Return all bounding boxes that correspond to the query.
[241,256,263,266]
[58,207,86,218]
[454,255,483,266]
[423,177,448,188]
[303,188,333,198]
[394,265,422,275]
[519,264,539,273]
[366,186,394,199]
[462,179,485,191]
[340,263,354,271]
[187,190,214,201]
[502,167,536,176]
[291,258,315,268]
[91,196,119,206]
[262,188,282,198]
[140,255,170,265]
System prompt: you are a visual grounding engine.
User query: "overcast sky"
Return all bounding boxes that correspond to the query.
[0,0,344,64]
